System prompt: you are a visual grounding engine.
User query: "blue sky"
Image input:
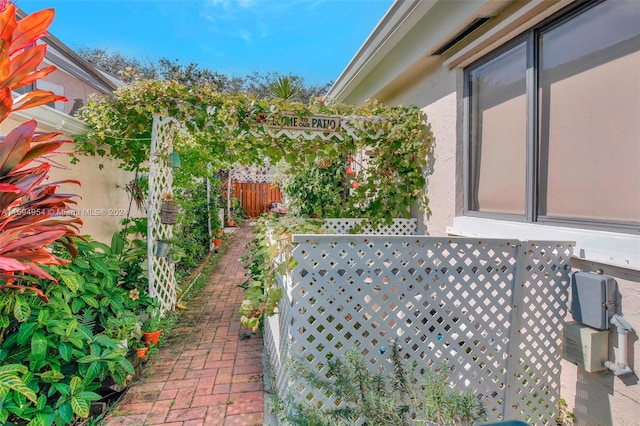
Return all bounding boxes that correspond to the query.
[19,0,393,86]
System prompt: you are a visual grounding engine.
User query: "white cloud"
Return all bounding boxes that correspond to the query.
[236,28,252,42]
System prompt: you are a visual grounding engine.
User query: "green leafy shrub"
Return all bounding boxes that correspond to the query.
[0,280,135,424]
[0,234,161,425]
[283,162,347,218]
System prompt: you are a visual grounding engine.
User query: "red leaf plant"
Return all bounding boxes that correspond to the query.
[0,3,81,302]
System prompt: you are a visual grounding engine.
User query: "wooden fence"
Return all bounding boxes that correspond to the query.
[231,182,282,218]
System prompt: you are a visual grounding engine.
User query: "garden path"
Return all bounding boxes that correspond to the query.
[103,223,264,426]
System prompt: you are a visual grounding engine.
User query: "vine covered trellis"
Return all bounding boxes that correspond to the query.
[75,79,434,311]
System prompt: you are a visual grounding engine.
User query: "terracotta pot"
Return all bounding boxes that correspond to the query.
[227,220,235,227]
[216,229,224,236]
[137,346,149,359]
[142,329,162,345]
[213,238,222,247]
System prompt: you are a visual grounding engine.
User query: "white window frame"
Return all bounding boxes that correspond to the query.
[452,0,640,271]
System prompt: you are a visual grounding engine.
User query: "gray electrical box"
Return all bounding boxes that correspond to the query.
[570,272,616,330]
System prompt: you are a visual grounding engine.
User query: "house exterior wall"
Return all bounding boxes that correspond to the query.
[45,153,140,245]
[36,66,103,116]
[5,9,131,244]
[327,1,640,424]
[1,115,137,245]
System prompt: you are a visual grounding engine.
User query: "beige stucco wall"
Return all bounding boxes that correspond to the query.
[46,154,141,244]
[370,55,640,426]
[0,116,139,244]
[37,66,103,116]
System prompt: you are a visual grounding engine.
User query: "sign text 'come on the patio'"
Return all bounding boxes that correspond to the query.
[257,112,341,132]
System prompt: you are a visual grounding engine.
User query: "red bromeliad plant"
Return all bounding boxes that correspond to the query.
[0,2,81,302]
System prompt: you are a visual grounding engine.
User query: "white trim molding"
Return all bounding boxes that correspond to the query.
[447,216,640,271]
[10,105,88,136]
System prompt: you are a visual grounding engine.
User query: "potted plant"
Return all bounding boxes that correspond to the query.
[213,237,222,247]
[160,192,178,225]
[155,239,171,257]
[136,341,149,359]
[142,311,162,345]
[105,311,141,349]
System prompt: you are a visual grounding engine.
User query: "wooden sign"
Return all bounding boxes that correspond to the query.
[257,112,341,132]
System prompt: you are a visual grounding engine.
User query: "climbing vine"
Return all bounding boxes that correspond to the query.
[75,80,433,224]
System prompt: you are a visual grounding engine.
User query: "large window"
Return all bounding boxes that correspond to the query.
[466,0,640,233]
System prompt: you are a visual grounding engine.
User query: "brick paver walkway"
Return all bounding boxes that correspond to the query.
[103,224,264,426]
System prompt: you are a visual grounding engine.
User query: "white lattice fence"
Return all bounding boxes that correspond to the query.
[505,241,573,424]
[147,115,177,313]
[264,234,573,424]
[322,218,417,235]
[231,165,277,183]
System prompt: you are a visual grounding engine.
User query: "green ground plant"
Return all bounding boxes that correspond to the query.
[272,344,487,426]
[0,234,167,425]
[171,175,220,283]
[0,277,135,424]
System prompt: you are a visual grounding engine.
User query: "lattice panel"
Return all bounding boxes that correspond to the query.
[322,218,417,235]
[231,165,277,183]
[264,234,573,424]
[264,235,297,402]
[147,115,177,313]
[505,241,573,424]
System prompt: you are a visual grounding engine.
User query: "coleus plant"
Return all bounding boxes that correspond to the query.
[0,2,81,302]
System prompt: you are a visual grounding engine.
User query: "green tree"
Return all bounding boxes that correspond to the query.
[76,47,158,81]
[77,47,331,103]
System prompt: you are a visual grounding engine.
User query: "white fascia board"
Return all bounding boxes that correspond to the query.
[326,0,436,102]
[447,216,640,271]
[326,0,501,104]
[10,106,88,136]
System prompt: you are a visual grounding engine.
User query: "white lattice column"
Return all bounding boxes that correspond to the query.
[148,115,177,313]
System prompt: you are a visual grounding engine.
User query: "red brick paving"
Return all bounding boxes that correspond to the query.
[103,224,264,426]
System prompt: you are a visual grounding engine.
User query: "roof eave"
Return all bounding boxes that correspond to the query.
[326,0,438,103]
[10,106,88,136]
[16,7,120,92]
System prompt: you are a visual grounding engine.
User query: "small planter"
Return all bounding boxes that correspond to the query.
[167,152,181,168]
[142,329,162,345]
[226,220,235,227]
[155,241,170,258]
[136,346,149,359]
[161,200,178,224]
[216,229,224,236]
[213,238,222,247]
